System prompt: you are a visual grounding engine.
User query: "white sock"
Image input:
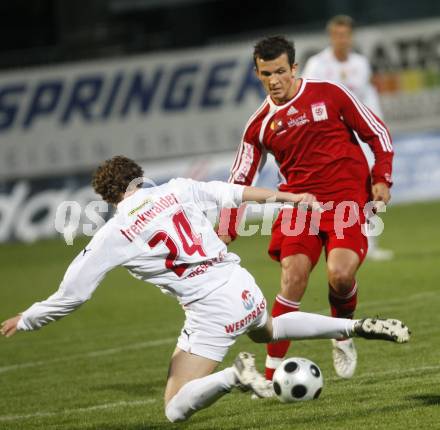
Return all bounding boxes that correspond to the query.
[368,235,378,252]
[265,356,284,370]
[165,367,237,423]
[272,311,355,341]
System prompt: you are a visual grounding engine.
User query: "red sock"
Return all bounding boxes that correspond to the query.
[328,281,358,319]
[265,295,300,380]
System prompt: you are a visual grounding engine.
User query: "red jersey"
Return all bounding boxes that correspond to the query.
[229,78,393,206]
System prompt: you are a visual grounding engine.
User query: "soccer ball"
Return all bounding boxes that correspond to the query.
[272,357,323,402]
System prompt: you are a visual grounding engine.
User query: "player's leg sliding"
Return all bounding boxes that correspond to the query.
[272,311,354,341]
[165,367,237,423]
[165,316,410,421]
[165,353,272,422]
[265,295,300,380]
[328,281,358,378]
[270,312,410,344]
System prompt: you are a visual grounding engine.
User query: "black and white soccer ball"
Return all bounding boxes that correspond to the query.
[272,357,323,402]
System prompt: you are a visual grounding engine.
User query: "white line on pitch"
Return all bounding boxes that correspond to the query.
[0,399,156,422]
[0,337,175,374]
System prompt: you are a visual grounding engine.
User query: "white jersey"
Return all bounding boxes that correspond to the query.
[302,47,383,117]
[18,178,245,331]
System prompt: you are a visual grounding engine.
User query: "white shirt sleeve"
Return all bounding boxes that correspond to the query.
[17,223,130,331]
[174,178,244,212]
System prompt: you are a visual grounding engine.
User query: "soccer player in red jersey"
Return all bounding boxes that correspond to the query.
[219,36,393,381]
[302,15,394,262]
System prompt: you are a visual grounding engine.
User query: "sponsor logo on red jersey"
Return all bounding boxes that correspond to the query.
[311,102,328,122]
[287,105,298,116]
[287,113,310,128]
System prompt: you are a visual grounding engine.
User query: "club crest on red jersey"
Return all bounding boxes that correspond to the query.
[241,289,255,310]
[311,102,328,122]
[270,119,285,134]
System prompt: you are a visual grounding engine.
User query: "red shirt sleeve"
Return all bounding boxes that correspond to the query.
[218,117,265,240]
[333,82,394,186]
[228,132,264,186]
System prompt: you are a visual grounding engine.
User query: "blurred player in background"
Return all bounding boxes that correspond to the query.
[219,36,394,381]
[302,14,394,261]
[1,156,409,422]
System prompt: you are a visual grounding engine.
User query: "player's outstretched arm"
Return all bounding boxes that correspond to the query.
[216,185,320,244]
[1,315,21,338]
[242,187,318,209]
[1,224,129,336]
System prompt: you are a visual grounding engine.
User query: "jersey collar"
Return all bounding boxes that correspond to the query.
[267,78,306,111]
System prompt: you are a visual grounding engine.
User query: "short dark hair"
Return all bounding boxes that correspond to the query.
[253,36,295,68]
[327,15,354,32]
[92,155,144,205]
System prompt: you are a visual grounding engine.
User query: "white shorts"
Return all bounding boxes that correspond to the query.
[177,264,268,362]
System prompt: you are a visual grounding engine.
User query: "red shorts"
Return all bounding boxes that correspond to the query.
[268,205,368,266]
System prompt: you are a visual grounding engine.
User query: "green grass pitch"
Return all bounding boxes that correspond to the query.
[1,201,439,429]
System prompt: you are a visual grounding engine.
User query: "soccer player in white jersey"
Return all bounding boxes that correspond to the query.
[302,14,394,262]
[1,156,409,422]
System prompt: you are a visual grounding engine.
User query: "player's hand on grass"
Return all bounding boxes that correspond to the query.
[1,315,21,338]
[372,182,391,206]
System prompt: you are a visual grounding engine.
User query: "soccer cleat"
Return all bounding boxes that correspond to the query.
[331,338,357,379]
[233,352,274,398]
[354,318,410,343]
[250,388,275,400]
